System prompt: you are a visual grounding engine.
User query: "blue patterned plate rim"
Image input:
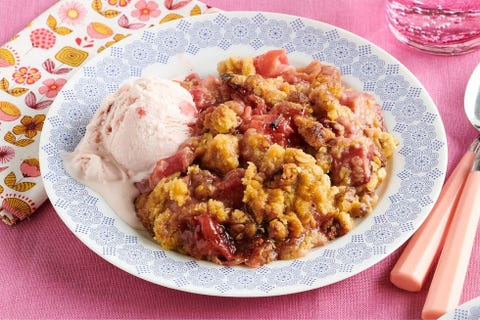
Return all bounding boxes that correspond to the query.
[39,11,448,297]
[439,296,480,320]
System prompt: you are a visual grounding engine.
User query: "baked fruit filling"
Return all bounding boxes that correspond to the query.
[134,49,398,267]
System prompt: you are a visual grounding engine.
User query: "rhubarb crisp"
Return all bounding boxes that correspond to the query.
[134,49,398,267]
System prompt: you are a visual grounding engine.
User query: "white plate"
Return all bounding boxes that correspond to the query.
[439,297,480,320]
[39,11,447,297]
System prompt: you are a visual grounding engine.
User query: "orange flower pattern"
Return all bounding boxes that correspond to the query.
[12,66,41,85]
[0,0,212,224]
[12,114,45,139]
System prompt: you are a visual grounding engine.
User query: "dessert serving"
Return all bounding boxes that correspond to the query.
[64,77,197,229]
[64,48,398,268]
[41,11,447,295]
[131,49,398,267]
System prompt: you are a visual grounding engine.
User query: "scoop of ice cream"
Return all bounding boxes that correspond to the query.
[68,77,196,181]
[64,76,196,229]
[98,77,196,180]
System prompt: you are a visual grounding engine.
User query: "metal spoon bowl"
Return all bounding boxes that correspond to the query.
[465,62,480,131]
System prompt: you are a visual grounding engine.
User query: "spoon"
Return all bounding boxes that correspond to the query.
[390,63,480,292]
[421,62,480,319]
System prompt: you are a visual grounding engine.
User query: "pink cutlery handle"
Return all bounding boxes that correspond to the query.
[390,151,475,292]
[421,170,480,320]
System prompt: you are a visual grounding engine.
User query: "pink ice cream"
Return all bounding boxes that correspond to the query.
[64,77,196,229]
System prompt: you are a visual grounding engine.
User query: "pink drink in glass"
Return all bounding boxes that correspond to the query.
[385,0,480,55]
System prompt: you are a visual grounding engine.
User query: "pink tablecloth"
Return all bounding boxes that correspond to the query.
[1,0,479,319]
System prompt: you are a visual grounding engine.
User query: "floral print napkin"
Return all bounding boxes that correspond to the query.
[0,0,213,225]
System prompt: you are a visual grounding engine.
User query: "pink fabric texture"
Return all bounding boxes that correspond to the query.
[1,0,479,319]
